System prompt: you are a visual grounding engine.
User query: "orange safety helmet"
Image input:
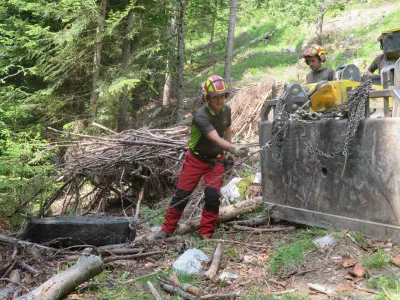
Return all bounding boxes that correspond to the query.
[201,75,231,103]
[299,44,327,63]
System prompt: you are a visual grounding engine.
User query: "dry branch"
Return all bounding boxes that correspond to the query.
[102,250,164,263]
[169,272,201,296]
[0,270,21,299]
[307,283,346,300]
[233,225,295,233]
[204,243,223,281]
[147,281,163,300]
[226,216,269,227]
[200,292,238,299]
[17,255,103,300]
[159,281,198,300]
[0,234,57,252]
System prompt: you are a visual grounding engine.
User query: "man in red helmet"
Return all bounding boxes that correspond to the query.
[153,75,248,239]
[300,44,334,84]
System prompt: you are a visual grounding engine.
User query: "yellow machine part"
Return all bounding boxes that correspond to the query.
[302,80,393,112]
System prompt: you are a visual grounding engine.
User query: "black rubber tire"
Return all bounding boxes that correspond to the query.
[21,216,135,246]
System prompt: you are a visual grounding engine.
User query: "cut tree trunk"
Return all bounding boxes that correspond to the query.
[224,0,237,85]
[89,0,107,120]
[162,14,176,109]
[175,197,262,234]
[17,256,103,300]
[118,8,134,132]
[176,0,186,122]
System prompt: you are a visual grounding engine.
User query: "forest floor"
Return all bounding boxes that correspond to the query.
[1,220,399,299]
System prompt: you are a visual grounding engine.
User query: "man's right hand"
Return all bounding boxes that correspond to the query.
[229,145,249,157]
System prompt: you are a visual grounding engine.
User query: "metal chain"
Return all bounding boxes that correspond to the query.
[299,80,372,158]
[271,96,290,164]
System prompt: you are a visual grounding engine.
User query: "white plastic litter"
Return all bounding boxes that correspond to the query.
[172,249,210,275]
[220,177,242,206]
[313,235,337,248]
[150,226,162,233]
[254,172,262,184]
[219,271,238,280]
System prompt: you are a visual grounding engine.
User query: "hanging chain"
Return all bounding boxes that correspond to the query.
[299,80,372,158]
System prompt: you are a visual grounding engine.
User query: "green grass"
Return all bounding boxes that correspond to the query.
[367,274,400,299]
[268,238,318,274]
[364,248,392,269]
[349,231,369,247]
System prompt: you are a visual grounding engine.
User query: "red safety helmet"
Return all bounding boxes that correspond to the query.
[299,44,327,63]
[201,75,231,103]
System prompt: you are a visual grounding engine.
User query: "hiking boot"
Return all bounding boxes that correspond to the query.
[153,230,170,240]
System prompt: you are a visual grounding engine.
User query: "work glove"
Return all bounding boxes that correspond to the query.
[229,144,249,157]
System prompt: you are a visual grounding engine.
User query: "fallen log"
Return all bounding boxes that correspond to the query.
[17,255,103,300]
[204,243,223,281]
[175,197,262,235]
[0,270,21,299]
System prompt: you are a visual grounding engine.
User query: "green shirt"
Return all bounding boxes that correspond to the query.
[189,103,231,158]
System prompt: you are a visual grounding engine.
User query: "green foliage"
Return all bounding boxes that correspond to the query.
[367,274,400,299]
[350,231,369,248]
[364,248,392,269]
[268,238,317,274]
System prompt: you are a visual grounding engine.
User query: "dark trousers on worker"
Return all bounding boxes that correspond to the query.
[161,151,224,238]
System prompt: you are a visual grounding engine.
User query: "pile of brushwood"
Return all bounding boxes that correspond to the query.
[45,126,189,216]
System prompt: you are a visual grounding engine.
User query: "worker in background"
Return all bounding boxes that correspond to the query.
[299,44,334,84]
[153,75,249,240]
[365,35,387,75]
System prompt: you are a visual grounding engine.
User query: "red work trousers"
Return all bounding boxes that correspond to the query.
[161,152,224,238]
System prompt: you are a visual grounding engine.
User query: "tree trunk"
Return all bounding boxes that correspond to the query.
[315,6,325,45]
[224,0,237,86]
[176,0,186,122]
[118,8,134,132]
[17,256,103,300]
[208,1,217,63]
[89,0,107,121]
[162,14,176,109]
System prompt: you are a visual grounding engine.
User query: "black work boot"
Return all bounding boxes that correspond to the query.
[153,230,170,240]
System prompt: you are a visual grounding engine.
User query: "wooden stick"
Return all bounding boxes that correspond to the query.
[159,282,197,300]
[233,225,295,233]
[103,251,164,263]
[0,234,57,252]
[147,281,163,300]
[267,279,287,287]
[0,270,21,299]
[207,239,269,249]
[355,286,378,294]
[17,261,40,275]
[269,289,296,295]
[307,283,345,300]
[200,292,238,299]
[92,122,117,134]
[204,243,223,280]
[169,271,201,296]
[135,186,145,221]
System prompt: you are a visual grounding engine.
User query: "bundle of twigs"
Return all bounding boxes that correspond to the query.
[44,126,189,216]
[229,78,284,139]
